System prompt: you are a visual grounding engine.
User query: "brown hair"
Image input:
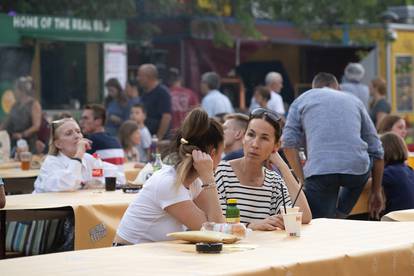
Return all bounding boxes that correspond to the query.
[224,113,249,132]
[249,108,282,142]
[312,72,338,89]
[118,120,139,151]
[380,132,408,165]
[105,78,128,105]
[371,78,387,96]
[84,104,106,125]
[254,86,271,102]
[169,108,223,188]
[48,117,76,155]
[377,114,403,134]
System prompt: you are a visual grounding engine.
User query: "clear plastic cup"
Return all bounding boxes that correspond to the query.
[20,151,32,170]
[282,212,302,237]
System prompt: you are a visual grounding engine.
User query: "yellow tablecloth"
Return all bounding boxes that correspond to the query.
[3,190,136,249]
[1,219,414,275]
[383,209,414,221]
[123,162,141,182]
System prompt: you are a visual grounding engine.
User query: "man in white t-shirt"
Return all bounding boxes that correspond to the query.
[250,72,285,116]
[200,72,234,117]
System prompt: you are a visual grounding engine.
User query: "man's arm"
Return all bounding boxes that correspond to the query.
[283,148,305,184]
[157,113,172,139]
[369,158,385,219]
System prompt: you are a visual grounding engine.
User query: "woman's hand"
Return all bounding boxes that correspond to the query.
[268,151,288,170]
[109,114,122,125]
[249,215,285,231]
[74,138,92,159]
[12,132,23,140]
[192,150,214,183]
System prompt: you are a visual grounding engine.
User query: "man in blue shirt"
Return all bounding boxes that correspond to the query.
[282,72,384,219]
[200,72,234,117]
[222,113,249,161]
[137,64,172,139]
[80,104,124,167]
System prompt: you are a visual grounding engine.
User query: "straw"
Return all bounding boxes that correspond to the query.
[292,181,304,207]
[279,183,287,214]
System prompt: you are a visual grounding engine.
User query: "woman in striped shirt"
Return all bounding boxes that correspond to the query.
[215,108,311,230]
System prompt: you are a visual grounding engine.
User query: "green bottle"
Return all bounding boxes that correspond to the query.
[226,198,240,223]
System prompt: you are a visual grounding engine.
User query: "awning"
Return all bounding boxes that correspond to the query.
[0,13,126,45]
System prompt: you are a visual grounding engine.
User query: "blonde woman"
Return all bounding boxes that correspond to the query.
[34,118,124,193]
[114,108,225,245]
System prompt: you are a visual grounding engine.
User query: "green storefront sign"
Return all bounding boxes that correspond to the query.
[0,13,126,120]
[0,13,126,44]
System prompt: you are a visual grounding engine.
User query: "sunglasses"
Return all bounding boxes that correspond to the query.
[250,108,281,123]
[51,117,76,138]
[249,108,282,135]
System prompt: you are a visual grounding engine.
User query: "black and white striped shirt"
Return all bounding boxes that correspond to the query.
[215,161,292,224]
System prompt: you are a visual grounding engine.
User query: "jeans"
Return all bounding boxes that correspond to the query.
[304,171,370,218]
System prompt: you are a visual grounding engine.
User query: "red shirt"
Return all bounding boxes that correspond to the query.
[170,86,199,130]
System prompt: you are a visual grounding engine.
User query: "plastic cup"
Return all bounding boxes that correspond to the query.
[20,151,32,170]
[105,177,116,191]
[283,206,300,214]
[282,212,302,237]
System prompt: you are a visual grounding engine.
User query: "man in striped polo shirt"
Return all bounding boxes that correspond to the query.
[80,104,125,168]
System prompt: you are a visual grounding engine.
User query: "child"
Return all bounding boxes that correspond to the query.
[130,104,152,162]
[253,86,271,108]
[380,132,414,214]
[118,120,145,168]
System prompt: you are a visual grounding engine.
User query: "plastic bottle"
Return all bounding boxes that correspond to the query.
[226,198,240,224]
[201,222,247,239]
[149,135,159,162]
[15,139,29,161]
[92,153,104,184]
[152,153,163,171]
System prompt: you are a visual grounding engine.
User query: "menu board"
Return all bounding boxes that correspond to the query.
[103,43,127,94]
[395,55,413,112]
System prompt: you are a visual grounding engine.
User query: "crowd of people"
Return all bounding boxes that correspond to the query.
[0,61,413,248]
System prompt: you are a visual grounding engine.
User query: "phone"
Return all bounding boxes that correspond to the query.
[122,187,141,193]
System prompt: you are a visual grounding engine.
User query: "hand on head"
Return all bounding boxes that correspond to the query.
[191,149,214,183]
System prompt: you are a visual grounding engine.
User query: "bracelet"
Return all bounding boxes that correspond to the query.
[245,222,250,228]
[201,182,216,189]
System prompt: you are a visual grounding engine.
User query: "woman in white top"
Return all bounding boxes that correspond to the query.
[115,108,225,245]
[215,108,312,231]
[34,117,123,193]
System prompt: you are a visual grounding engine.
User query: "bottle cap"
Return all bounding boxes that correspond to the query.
[227,198,237,204]
[17,139,28,148]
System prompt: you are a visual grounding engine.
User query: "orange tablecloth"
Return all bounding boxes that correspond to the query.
[3,190,136,249]
[1,219,414,275]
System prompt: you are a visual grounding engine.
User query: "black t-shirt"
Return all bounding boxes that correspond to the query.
[141,84,172,135]
[370,98,391,125]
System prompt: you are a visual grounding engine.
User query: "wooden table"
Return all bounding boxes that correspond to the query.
[0,163,40,194]
[1,218,414,275]
[0,190,137,258]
